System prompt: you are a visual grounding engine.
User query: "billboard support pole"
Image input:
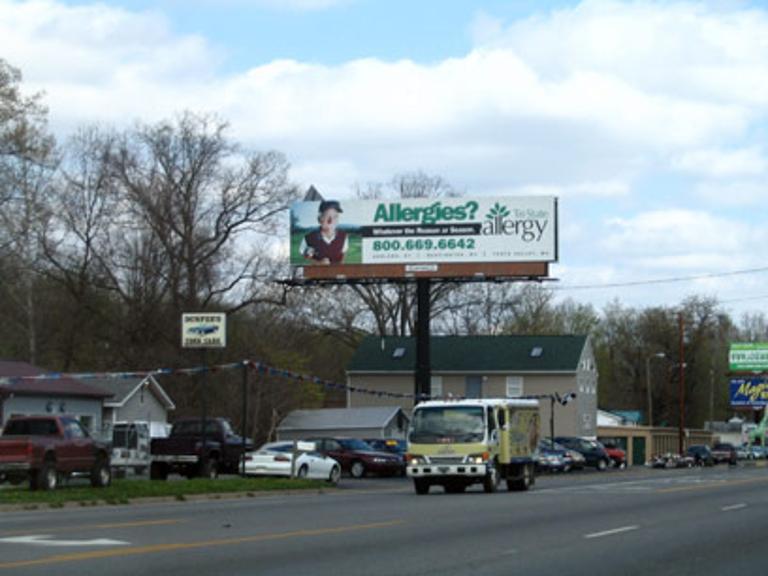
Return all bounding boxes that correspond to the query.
[415,278,431,403]
[200,348,208,473]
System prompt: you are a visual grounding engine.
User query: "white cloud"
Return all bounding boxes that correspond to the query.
[602,209,757,265]
[513,179,630,198]
[672,147,766,177]
[695,180,767,206]
[490,0,768,108]
[2,0,768,315]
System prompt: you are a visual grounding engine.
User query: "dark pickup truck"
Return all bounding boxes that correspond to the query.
[0,415,111,490]
[149,418,253,480]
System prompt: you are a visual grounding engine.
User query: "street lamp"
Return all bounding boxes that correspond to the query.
[645,352,666,427]
[549,392,577,443]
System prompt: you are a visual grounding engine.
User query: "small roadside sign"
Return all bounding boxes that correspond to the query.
[181,313,227,349]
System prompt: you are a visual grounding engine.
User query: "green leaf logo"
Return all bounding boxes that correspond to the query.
[485,202,510,220]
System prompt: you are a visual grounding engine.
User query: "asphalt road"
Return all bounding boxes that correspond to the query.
[1,465,767,575]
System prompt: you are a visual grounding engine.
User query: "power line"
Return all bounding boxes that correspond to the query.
[552,266,768,291]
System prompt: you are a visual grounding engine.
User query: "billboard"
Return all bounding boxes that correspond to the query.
[289,196,557,279]
[729,377,768,407]
[729,343,768,372]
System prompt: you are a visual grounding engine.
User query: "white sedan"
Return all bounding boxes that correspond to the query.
[243,442,341,484]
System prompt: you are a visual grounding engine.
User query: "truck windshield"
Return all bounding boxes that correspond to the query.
[409,406,486,444]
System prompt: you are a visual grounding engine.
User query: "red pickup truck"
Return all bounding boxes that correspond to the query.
[0,415,112,490]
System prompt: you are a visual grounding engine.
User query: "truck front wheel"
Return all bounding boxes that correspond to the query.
[32,459,57,491]
[91,457,112,488]
[414,478,430,495]
[150,462,169,481]
[199,458,218,480]
[482,464,500,493]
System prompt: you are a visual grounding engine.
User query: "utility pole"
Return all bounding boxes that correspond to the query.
[709,368,715,425]
[678,312,686,455]
[646,352,665,427]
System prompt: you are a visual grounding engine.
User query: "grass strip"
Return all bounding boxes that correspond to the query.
[0,477,330,507]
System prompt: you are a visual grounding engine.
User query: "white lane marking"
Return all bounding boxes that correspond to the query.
[500,549,519,556]
[584,525,639,539]
[722,503,747,512]
[0,535,129,547]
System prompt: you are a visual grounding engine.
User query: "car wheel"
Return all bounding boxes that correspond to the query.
[327,465,341,484]
[483,463,500,493]
[150,462,169,481]
[34,460,57,491]
[350,460,366,479]
[199,458,218,480]
[414,478,430,495]
[90,457,112,488]
[297,464,309,478]
[507,463,533,492]
[597,458,608,471]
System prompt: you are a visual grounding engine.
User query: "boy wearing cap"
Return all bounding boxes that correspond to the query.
[300,200,348,265]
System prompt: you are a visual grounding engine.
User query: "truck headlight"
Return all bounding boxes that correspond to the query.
[407,454,425,466]
[465,452,490,464]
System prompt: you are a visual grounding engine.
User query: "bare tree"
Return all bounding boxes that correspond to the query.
[0,59,55,363]
[107,112,297,314]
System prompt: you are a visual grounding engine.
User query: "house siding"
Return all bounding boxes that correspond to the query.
[347,372,587,438]
[113,390,168,425]
[2,396,103,434]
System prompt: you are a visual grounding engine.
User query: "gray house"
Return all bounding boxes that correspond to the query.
[346,335,598,438]
[0,360,111,435]
[276,406,410,441]
[89,375,175,438]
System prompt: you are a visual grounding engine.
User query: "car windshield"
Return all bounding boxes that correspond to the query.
[338,439,375,451]
[260,443,292,452]
[409,406,486,444]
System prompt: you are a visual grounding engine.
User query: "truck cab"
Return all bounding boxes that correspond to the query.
[406,398,539,495]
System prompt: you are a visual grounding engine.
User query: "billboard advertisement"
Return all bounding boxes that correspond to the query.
[289,196,557,269]
[729,343,768,372]
[729,377,768,407]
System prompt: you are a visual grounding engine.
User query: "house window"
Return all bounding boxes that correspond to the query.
[506,376,524,398]
[465,376,483,399]
[430,376,443,398]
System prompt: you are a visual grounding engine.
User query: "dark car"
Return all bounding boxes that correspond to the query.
[308,437,405,478]
[711,442,738,465]
[364,439,407,466]
[554,436,611,471]
[536,439,572,473]
[685,444,715,466]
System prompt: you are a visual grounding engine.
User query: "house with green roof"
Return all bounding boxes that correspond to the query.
[346,335,598,438]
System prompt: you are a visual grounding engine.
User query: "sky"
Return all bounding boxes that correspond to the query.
[1,0,767,320]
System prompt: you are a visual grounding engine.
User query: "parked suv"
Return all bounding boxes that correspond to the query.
[685,444,714,466]
[307,437,405,478]
[710,442,738,465]
[554,436,611,471]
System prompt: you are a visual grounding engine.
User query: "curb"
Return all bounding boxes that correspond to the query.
[0,487,335,514]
